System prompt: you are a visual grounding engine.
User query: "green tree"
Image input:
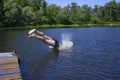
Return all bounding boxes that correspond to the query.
[57,5,71,24]
[34,9,48,25]
[1,0,120,27]
[69,2,78,24]
[105,0,118,22]
[18,0,29,7]
[117,2,120,21]
[91,5,101,23]
[30,0,45,11]
[80,4,91,22]
[41,0,47,14]
[99,6,105,21]
[29,0,48,25]
[0,0,4,26]
[92,5,99,17]
[22,6,35,25]
[3,0,22,26]
[46,4,61,24]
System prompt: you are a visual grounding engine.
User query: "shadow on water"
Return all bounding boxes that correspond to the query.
[22,49,59,80]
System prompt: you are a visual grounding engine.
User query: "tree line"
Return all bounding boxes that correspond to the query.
[0,0,120,27]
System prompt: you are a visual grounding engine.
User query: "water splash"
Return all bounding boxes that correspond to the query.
[59,33,73,50]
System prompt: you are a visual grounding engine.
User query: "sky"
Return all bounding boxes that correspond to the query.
[46,0,120,8]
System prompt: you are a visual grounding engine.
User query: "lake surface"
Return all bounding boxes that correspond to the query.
[0,27,120,80]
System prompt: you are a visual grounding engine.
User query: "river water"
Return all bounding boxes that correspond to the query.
[0,27,120,80]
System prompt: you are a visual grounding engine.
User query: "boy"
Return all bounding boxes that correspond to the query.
[28,29,60,48]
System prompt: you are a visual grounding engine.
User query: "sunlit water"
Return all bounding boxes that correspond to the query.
[0,27,120,80]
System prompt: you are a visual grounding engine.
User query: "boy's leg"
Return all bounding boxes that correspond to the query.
[43,39,55,46]
[28,29,56,46]
[36,31,52,40]
[36,30,44,36]
[28,29,44,36]
[28,33,55,46]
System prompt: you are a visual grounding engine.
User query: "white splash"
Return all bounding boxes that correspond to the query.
[59,33,73,50]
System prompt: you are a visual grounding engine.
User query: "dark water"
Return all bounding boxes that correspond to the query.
[0,27,120,80]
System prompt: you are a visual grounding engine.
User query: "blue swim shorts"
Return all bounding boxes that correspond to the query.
[53,39,59,47]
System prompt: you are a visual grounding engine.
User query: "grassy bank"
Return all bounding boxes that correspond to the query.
[0,22,120,30]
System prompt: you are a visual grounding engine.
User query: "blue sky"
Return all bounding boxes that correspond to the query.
[46,0,120,8]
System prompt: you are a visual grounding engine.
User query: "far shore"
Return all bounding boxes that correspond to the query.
[0,23,120,30]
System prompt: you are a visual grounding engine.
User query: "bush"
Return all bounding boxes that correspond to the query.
[0,22,4,27]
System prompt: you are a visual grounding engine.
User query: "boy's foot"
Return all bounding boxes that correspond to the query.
[28,33,36,38]
[28,29,36,35]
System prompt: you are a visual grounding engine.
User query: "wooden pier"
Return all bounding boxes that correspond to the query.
[0,52,22,80]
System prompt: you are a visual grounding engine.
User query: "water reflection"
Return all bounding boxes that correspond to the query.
[0,30,27,52]
[59,48,73,61]
[29,49,59,76]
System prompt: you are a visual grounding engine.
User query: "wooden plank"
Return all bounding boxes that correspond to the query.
[4,62,19,69]
[0,52,14,57]
[5,67,20,72]
[0,76,4,80]
[0,52,22,80]
[0,57,18,65]
[0,53,18,64]
[4,73,21,80]
[0,63,19,70]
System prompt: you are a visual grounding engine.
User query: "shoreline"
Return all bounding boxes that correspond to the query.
[0,23,120,30]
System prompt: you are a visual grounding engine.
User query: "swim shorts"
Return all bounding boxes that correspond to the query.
[53,39,59,47]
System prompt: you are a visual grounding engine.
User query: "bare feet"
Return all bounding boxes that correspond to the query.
[28,29,36,35]
[28,28,44,35]
[28,29,37,38]
[28,33,36,38]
